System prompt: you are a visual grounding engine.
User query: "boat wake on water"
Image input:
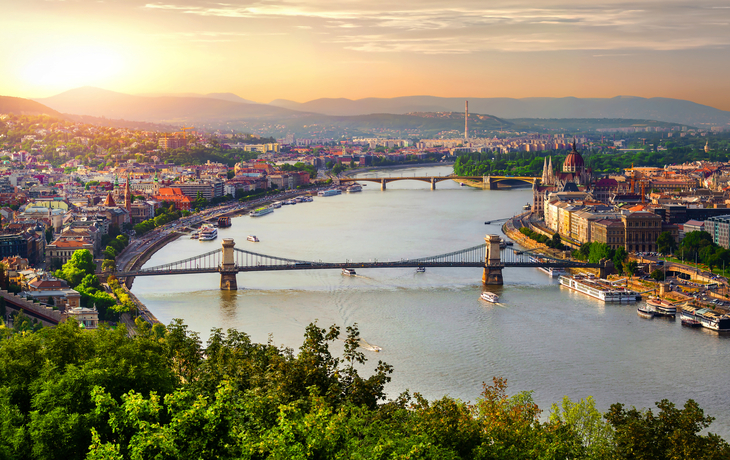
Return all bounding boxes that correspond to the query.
[358,338,383,352]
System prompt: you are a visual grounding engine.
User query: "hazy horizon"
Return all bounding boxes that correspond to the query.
[4,1,730,110]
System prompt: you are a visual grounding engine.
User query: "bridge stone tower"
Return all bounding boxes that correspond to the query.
[483,234,504,285]
[220,238,238,290]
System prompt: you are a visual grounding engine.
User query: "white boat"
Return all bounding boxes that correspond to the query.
[250,207,274,217]
[199,225,218,241]
[480,292,500,303]
[301,195,313,202]
[347,184,363,193]
[646,298,676,317]
[416,267,426,273]
[342,268,357,276]
[247,235,259,242]
[271,201,282,208]
[529,256,566,278]
[285,199,297,205]
[559,275,640,302]
[318,189,342,197]
[681,305,730,331]
[637,306,655,319]
[189,232,199,239]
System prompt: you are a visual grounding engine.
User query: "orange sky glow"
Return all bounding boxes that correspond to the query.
[3,0,730,110]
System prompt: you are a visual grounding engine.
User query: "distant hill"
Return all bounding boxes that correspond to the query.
[137,91,257,104]
[0,96,62,117]
[34,87,302,124]
[270,95,730,127]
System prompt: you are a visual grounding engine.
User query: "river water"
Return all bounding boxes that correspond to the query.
[133,165,730,437]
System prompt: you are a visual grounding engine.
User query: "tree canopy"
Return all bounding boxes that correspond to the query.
[0,318,725,460]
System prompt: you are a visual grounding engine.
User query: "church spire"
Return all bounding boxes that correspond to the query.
[124,173,131,212]
[547,156,554,185]
[541,156,549,184]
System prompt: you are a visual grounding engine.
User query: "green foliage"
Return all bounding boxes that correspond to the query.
[650,269,666,281]
[613,247,628,274]
[134,208,181,235]
[0,315,725,459]
[625,260,639,277]
[519,227,566,249]
[606,399,730,460]
[675,231,730,272]
[74,274,118,321]
[54,250,96,288]
[550,396,615,460]
[656,231,676,255]
[107,277,135,315]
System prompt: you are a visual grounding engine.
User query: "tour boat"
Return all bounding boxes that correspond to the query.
[250,206,274,217]
[318,189,342,197]
[681,316,702,327]
[416,267,426,273]
[347,184,363,193]
[198,225,218,241]
[190,232,199,239]
[342,268,357,276]
[271,201,282,208]
[559,275,640,302]
[480,292,500,303]
[637,306,655,319]
[645,298,677,317]
[680,305,730,331]
[247,235,259,242]
[529,256,566,278]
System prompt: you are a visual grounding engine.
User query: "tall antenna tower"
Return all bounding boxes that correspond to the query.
[464,100,469,141]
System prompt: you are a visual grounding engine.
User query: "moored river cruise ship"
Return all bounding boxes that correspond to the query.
[559,275,640,302]
[681,305,730,332]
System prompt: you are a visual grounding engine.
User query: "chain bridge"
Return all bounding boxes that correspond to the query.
[117,235,605,290]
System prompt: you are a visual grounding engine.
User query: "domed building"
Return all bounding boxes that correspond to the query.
[563,141,585,174]
[557,140,590,186]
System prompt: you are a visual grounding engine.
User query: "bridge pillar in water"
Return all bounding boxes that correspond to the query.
[220,238,238,290]
[430,178,436,190]
[482,234,504,285]
[381,178,387,191]
[485,176,498,190]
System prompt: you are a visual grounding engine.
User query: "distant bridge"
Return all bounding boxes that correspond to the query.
[117,236,604,290]
[338,175,539,190]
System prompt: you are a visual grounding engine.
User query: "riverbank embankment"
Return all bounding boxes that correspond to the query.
[117,232,182,325]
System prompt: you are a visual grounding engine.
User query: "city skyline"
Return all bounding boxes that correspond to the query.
[4,1,730,111]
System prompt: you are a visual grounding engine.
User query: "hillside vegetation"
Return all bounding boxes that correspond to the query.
[0,319,727,460]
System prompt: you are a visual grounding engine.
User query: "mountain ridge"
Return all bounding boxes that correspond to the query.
[34,87,305,123]
[269,95,730,126]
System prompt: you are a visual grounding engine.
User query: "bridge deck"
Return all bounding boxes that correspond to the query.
[120,261,600,277]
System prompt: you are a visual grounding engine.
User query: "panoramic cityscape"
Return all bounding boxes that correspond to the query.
[2,1,730,459]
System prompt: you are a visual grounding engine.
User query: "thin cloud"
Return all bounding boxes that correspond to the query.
[143,2,730,54]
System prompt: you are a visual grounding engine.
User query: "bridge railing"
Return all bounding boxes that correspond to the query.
[141,248,222,273]
[233,247,316,268]
[403,243,487,265]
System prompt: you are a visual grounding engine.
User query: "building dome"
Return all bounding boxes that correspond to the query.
[563,141,584,173]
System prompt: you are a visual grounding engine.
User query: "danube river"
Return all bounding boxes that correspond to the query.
[133,165,730,437]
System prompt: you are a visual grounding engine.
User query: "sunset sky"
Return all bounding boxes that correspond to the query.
[3,0,730,109]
